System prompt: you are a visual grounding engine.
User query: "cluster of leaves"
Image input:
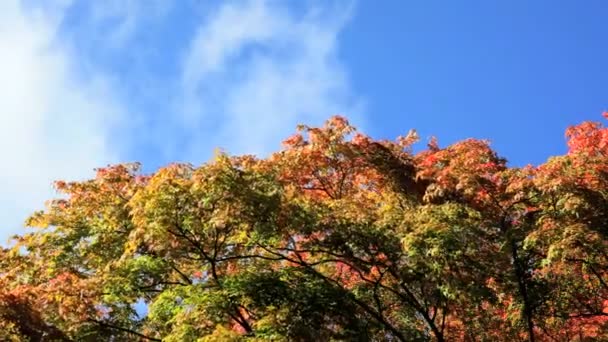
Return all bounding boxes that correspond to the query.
[2,114,608,341]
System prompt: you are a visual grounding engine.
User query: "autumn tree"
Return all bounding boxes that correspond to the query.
[1,114,607,341]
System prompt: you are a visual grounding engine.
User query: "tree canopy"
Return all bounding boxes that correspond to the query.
[2,114,608,341]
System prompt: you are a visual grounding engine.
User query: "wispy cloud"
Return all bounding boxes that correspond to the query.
[0,0,122,237]
[177,0,363,157]
[0,0,362,239]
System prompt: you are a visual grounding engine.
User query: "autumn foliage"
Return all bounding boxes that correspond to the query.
[2,115,608,341]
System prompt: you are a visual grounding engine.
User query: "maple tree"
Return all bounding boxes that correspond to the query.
[2,114,608,341]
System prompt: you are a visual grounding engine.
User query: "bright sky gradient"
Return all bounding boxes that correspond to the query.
[1,0,607,239]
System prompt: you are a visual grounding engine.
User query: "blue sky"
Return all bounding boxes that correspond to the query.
[1,0,607,239]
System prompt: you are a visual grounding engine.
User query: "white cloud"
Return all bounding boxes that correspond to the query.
[178,0,364,157]
[0,0,363,241]
[0,1,121,239]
